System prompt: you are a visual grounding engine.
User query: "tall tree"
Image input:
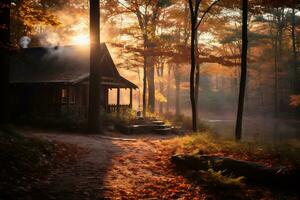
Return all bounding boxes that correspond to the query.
[291,7,298,93]
[188,0,220,132]
[0,0,10,125]
[105,0,171,115]
[266,8,287,118]
[162,1,190,117]
[166,64,171,113]
[156,56,165,114]
[88,0,102,133]
[235,0,248,140]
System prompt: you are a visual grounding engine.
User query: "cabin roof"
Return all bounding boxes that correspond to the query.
[10,43,138,89]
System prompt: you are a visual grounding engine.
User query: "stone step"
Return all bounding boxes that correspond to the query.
[154,128,172,134]
[151,124,172,129]
[151,120,165,125]
[116,124,149,134]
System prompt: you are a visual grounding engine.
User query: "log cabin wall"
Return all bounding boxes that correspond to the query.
[53,85,62,116]
[104,87,109,110]
[10,82,136,120]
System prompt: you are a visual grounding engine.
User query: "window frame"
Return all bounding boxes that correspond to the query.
[61,88,68,104]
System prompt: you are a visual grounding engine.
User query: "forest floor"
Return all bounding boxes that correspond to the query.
[3,129,300,200]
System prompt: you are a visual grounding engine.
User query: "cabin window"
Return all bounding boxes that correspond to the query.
[69,88,76,104]
[61,88,76,104]
[61,89,68,103]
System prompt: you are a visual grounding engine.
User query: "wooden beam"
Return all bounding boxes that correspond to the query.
[117,88,120,113]
[129,88,133,109]
[105,87,109,111]
[66,87,70,113]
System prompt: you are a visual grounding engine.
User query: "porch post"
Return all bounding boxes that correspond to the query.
[58,86,62,116]
[117,88,120,113]
[129,88,133,109]
[66,86,70,113]
[104,87,108,112]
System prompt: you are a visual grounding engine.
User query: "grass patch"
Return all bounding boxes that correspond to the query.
[173,132,300,168]
[171,133,300,199]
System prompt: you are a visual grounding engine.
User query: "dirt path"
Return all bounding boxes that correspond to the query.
[21,130,299,200]
[24,130,203,199]
[26,132,119,199]
[102,137,204,199]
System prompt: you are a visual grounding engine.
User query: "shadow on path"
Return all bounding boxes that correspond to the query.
[24,131,122,200]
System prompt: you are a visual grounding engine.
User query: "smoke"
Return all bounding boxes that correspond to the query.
[39,32,60,47]
[20,4,117,48]
[19,36,31,48]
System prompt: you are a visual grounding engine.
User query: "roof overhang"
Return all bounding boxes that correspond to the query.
[11,74,138,89]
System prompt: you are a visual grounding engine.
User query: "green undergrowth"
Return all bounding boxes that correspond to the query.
[199,167,245,189]
[105,109,137,125]
[0,127,86,199]
[107,110,172,126]
[198,168,249,200]
[173,132,300,168]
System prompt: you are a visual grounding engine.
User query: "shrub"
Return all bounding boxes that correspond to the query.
[199,167,245,189]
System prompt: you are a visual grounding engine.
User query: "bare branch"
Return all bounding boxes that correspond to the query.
[195,0,220,30]
[117,0,136,13]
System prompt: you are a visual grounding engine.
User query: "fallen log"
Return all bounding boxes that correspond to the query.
[171,154,300,186]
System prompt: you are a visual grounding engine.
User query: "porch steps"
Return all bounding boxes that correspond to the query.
[116,118,180,135]
[150,120,172,134]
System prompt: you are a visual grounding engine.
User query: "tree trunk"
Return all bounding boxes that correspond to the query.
[258,68,265,117]
[158,61,164,114]
[0,0,10,125]
[190,27,197,132]
[143,53,147,117]
[195,31,200,119]
[175,78,181,117]
[274,34,279,118]
[271,8,285,118]
[166,65,171,114]
[235,0,248,141]
[188,0,205,132]
[174,64,181,117]
[277,10,284,114]
[159,98,163,114]
[88,0,102,133]
[147,58,155,113]
[291,7,298,93]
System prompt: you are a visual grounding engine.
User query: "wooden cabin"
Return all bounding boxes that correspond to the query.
[9,44,138,118]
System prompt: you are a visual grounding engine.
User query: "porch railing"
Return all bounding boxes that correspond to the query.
[60,104,131,116]
[106,104,131,113]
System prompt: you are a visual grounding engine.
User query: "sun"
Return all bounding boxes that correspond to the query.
[71,34,90,45]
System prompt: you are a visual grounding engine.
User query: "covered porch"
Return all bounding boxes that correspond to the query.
[59,76,138,117]
[101,76,138,113]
